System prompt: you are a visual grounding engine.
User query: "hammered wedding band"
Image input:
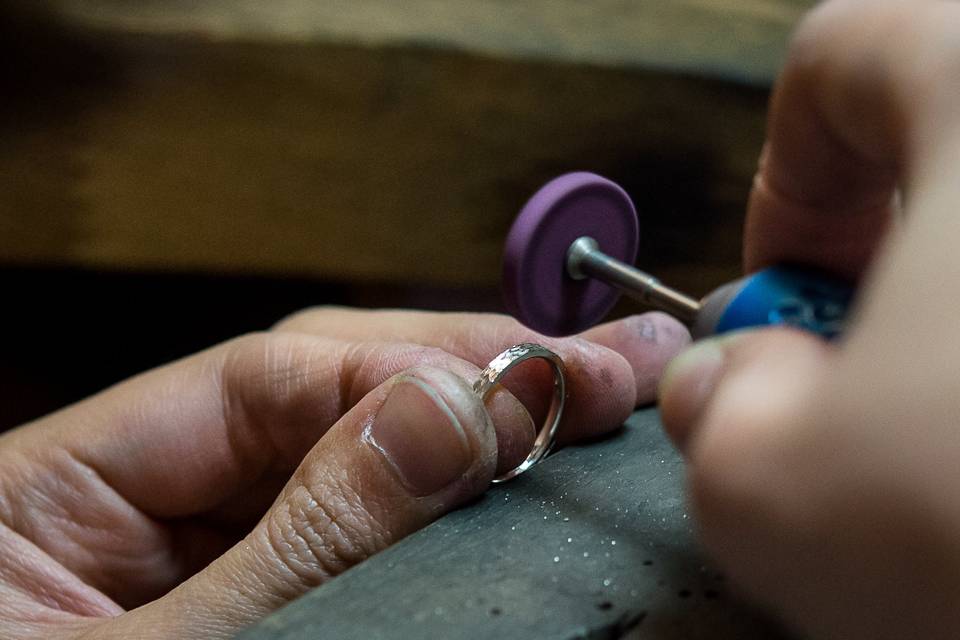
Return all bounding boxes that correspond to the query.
[473,343,567,484]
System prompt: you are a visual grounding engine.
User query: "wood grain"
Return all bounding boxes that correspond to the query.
[52,0,812,85]
[2,1,815,292]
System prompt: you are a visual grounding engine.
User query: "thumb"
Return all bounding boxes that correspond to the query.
[657,328,836,606]
[105,365,497,639]
[658,328,832,455]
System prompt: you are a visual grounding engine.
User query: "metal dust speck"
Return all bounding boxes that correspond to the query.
[567,537,572,543]
[553,556,560,563]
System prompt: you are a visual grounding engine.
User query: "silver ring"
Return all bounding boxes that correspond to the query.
[473,343,567,484]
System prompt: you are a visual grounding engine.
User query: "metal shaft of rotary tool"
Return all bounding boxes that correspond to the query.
[566,237,702,325]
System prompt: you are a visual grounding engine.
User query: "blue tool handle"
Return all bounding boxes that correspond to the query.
[692,266,854,339]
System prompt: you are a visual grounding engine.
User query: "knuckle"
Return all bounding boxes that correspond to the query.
[220,331,336,406]
[218,332,346,460]
[347,344,462,394]
[221,331,274,376]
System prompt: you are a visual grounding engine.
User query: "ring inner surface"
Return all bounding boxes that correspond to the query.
[473,344,566,484]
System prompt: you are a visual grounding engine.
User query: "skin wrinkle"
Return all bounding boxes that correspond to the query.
[339,341,372,417]
[220,334,344,474]
[0,528,62,610]
[265,476,386,592]
[263,502,332,592]
[336,468,395,550]
[218,540,292,616]
[303,472,387,567]
[0,522,116,619]
[2,444,170,593]
[0,446,35,530]
[58,451,159,550]
[29,449,177,605]
[219,337,284,483]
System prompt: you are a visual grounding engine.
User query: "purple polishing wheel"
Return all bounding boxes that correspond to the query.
[503,172,639,336]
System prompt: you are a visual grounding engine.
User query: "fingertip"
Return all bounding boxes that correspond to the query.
[659,339,727,451]
[661,328,831,455]
[581,312,693,406]
[551,337,637,444]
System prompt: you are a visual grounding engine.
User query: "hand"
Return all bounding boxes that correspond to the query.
[659,1,960,638]
[0,307,687,639]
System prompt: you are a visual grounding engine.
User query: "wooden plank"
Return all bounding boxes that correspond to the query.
[51,1,813,85]
[240,409,793,640]
[1,2,814,291]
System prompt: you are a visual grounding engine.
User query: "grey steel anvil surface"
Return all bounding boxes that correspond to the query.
[238,409,794,640]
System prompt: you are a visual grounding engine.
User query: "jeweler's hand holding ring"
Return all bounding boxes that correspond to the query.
[0,308,687,639]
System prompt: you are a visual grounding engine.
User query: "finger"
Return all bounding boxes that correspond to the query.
[744,0,960,278]
[275,307,686,437]
[658,327,960,639]
[101,366,498,639]
[658,328,831,453]
[658,329,834,618]
[579,311,691,405]
[0,333,532,606]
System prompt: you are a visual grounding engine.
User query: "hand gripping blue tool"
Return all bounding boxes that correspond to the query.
[502,172,853,339]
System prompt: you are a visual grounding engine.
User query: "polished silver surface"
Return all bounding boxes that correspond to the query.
[474,343,567,484]
[566,236,702,324]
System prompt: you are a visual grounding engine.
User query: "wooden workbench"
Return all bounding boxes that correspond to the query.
[2,0,814,295]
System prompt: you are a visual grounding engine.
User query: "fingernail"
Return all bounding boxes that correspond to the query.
[660,339,726,423]
[368,377,472,497]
